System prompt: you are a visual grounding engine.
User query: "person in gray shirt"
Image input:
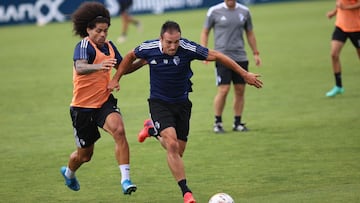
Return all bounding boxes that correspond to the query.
[200,0,262,133]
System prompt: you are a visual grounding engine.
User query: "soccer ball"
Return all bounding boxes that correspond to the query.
[208,193,234,203]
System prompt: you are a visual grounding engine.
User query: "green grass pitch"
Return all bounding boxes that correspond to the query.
[0,0,359,202]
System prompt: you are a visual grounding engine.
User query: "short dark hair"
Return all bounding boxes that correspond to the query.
[160,21,181,37]
[71,2,111,38]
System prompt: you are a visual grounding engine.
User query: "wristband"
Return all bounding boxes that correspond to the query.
[253,51,259,55]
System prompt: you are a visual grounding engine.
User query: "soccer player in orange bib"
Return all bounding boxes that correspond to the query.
[325,0,360,97]
[60,2,144,194]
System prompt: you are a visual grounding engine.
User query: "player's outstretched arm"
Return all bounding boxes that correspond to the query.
[108,50,138,92]
[326,8,337,19]
[75,59,116,75]
[337,1,360,9]
[206,49,263,88]
[124,59,147,74]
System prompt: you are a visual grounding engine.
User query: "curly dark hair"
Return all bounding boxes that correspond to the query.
[71,2,111,38]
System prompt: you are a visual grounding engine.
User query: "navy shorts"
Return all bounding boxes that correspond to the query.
[215,61,249,85]
[70,94,121,148]
[148,99,192,142]
[118,0,133,13]
[332,26,360,48]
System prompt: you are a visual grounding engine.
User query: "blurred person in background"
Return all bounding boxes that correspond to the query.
[117,0,142,43]
[60,1,144,194]
[325,0,360,97]
[200,0,262,133]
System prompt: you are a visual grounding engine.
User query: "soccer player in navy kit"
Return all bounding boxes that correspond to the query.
[108,21,262,203]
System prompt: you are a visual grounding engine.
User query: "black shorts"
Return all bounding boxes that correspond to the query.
[215,61,249,86]
[148,99,192,142]
[118,0,133,13]
[70,94,121,148]
[332,26,360,48]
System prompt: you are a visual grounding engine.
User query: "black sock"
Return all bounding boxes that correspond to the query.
[178,179,191,196]
[335,72,342,87]
[234,116,241,126]
[215,116,222,124]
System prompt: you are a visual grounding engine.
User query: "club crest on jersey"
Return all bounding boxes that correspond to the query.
[163,59,168,64]
[155,121,160,129]
[173,56,180,66]
[239,13,244,22]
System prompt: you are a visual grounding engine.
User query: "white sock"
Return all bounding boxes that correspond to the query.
[119,164,130,183]
[65,167,75,179]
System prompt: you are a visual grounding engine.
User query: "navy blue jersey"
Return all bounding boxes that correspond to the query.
[134,38,209,103]
[73,39,122,65]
